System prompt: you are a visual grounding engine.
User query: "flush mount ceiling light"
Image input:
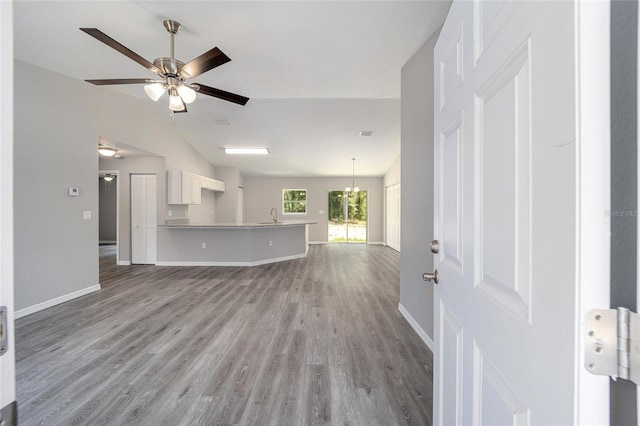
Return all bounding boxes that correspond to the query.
[81,19,249,113]
[224,148,270,155]
[345,158,360,193]
[103,174,115,182]
[359,130,373,137]
[98,146,117,157]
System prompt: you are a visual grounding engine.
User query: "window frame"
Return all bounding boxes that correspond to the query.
[282,188,308,216]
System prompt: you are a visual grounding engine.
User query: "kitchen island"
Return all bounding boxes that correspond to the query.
[156,220,315,266]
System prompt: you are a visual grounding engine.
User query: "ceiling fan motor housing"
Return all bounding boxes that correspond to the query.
[153,57,186,78]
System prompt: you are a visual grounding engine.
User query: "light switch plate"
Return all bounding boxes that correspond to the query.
[83,211,92,220]
[68,187,79,197]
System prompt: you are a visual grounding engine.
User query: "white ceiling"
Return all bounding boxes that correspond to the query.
[14,0,450,177]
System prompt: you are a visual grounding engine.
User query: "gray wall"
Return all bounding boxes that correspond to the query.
[399,31,439,341]
[215,167,244,223]
[610,0,637,423]
[383,155,401,188]
[14,60,219,311]
[14,62,99,310]
[98,176,117,242]
[244,176,384,243]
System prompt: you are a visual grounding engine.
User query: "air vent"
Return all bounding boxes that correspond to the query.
[215,119,231,125]
[359,130,373,137]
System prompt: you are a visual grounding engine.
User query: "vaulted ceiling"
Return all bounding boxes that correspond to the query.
[13,1,450,177]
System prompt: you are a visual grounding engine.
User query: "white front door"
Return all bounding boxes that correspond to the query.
[433,1,610,424]
[131,174,157,265]
[0,1,15,421]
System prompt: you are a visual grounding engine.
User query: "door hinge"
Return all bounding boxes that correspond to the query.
[585,307,640,384]
[0,306,7,356]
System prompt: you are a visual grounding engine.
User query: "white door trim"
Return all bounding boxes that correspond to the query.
[385,183,401,252]
[574,1,611,422]
[0,0,15,415]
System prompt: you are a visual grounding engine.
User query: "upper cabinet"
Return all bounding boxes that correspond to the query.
[201,177,225,192]
[168,170,225,205]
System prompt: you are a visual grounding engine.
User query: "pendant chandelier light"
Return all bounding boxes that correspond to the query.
[345,158,360,194]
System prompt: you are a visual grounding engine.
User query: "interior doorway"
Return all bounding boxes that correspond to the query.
[98,170,119,264]
[328,190,367,243]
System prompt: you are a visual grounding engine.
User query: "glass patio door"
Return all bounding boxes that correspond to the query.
[328,190,367,243]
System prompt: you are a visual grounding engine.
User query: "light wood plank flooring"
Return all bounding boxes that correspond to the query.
[16,244,433,425]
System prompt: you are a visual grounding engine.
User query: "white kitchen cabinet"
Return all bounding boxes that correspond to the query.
[167,170,202,205]
[201,177,225,192]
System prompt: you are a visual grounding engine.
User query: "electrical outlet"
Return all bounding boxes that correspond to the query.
[168,210,173,217]
[202,242,206,249]
[83,211,92,220]
[269,241,273,247]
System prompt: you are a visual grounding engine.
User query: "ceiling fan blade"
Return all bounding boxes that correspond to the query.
[195,83,249,106]
[80,28,163,75]
[85,78,154,85]
[179,47,231,79]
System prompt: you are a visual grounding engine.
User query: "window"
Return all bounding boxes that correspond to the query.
[282,189,307,215]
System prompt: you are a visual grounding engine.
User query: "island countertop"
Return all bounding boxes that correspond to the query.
[161,220,316,229]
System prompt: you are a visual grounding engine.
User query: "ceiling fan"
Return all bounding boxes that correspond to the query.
[80,19,249,113]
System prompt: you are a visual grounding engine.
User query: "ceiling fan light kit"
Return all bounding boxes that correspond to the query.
[81,19,249,112]
[143,82,166,101]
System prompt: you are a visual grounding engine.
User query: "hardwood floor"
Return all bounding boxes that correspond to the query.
[16,244,433,425]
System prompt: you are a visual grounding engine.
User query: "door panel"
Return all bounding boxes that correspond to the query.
[131,175,156,264]
[440,112,463,274]
[434,1,609,424]
[474,40,531,321]
[438,301,463,426]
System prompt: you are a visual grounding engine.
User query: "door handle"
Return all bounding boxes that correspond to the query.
[423,269,439,284]
[430,239,439,254]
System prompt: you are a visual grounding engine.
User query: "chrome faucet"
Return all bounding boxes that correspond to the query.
[270,207,278,223]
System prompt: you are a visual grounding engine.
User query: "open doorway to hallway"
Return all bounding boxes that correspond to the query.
[98,170,119,264]
[327,190,367,243]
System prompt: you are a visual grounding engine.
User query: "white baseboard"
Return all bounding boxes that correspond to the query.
[156,253,307,267]
[368,241,385,245]
[117,261,131,266]
[398,303,434,351]
[308,241,328,245]
[15,284,102,319]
